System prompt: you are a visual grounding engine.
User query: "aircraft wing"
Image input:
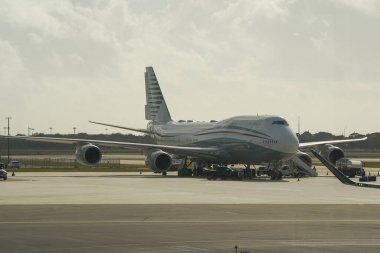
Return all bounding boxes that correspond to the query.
[299,137,367,148]
[89,121,152,134]
[1,135,219,158]
[311,149,380,188]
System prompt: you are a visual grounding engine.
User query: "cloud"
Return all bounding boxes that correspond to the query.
[0,0,379,134]
[336,0,380,16]
[0,40,26,90]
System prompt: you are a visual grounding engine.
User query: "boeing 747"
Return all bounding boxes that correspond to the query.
[3,67,366,178]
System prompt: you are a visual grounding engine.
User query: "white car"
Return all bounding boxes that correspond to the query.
[7,161,20,169]
[0,168,7,180]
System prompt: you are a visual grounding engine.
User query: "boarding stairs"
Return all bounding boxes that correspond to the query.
[291,156,318,177]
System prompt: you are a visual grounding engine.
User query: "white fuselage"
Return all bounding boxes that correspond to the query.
[148,115,299,164]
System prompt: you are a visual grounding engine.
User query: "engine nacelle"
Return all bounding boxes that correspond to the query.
[295,151,312,167]
[322,144,345,164]
[75,144,102,166]
[145,151,172,173]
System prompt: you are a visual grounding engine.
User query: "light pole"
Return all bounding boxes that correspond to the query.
[28,126,34,136]
[1,126,8,163]
[0,126,3,162]
[5,117,11,165]
[49,127,52,135]
[73,127,76,135]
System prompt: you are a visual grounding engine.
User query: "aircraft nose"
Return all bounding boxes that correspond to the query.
[282,129,299,154]
[289,133,299,152]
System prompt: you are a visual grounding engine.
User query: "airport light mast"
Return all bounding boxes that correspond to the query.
[0,127,2,162]
[5,117,11,165]
[28,126,34,136]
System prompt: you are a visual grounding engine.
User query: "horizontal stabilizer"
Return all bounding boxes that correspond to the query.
[89,121,152,134]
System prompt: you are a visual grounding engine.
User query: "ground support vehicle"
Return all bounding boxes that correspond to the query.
[336,158,365,178]
[256,165,284,180]
[203,166,242,180]
[7,161,20,169]
[359,176,376,182]
[0,163,7,180]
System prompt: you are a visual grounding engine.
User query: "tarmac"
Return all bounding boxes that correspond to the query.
[1,172,380,252]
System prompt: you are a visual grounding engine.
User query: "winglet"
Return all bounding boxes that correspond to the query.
[311,149,380,188]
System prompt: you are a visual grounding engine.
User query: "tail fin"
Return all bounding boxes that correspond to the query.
[145,67,172,123]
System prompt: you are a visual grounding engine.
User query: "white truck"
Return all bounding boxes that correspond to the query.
[336,158,365,178]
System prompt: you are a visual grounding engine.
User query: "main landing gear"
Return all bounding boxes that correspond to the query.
[269,161,283,180]
[270,170,283,180]
[177,157,195,177]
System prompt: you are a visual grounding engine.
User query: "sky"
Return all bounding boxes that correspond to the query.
[0,0,379,136]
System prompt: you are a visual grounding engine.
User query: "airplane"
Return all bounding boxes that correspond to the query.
[3,67,366,179]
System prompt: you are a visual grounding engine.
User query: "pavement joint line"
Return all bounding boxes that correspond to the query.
[1,219,380,224]
[4,240,380,253]
[0,243,145,253]
[161,238,380,244]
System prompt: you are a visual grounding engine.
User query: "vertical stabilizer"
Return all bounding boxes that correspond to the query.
[145,67,172,123]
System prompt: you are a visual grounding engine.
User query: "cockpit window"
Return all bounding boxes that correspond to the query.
[272,120,289,126]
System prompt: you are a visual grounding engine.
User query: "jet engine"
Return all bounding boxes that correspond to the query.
[295,151,312,167]
[321,144,345,164]
[75,144,102,166]
[145,151,172,173]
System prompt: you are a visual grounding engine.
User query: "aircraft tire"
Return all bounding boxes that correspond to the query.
[277,171,283,180]
[270,171,276,180]
[271,170,282,180]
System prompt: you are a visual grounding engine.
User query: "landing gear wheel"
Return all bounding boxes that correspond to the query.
[270,171,282,180]
[270,171,276,180]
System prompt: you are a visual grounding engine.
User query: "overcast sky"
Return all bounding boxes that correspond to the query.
[1,0,379,136]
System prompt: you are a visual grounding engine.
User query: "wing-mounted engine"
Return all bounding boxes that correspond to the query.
[75,144,102,166]
[321,144,344,164]
[145,150,172,173]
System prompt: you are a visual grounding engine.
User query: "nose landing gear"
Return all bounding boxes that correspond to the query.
[268,161,283,180]
[270,169,283,180]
